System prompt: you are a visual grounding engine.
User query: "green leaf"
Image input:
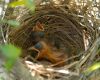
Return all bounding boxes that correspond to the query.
[0,19,20,27]
[24,0,35,11]
[9,0,24,7]
[9,0,35,11]
[0,44,21,70]
[7,20,20,27]
[84,62,100,73]
[0,44,21,59]
[4,60,15,71]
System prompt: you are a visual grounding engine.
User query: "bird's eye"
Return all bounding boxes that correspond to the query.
[34,42,43,50]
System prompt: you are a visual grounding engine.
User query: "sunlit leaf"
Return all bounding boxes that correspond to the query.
[9,0,35,11]
[7,20,20,27]
[84,62,100,73]
[9,0,24,7]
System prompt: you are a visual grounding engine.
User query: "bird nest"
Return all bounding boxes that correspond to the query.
[9,5,98,80]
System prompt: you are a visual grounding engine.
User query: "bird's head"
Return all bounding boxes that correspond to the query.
[30,21,45,43]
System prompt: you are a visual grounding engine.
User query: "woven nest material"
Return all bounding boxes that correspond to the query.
[9,6,92,61]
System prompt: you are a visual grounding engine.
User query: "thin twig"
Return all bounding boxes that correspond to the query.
[0,26,7,44]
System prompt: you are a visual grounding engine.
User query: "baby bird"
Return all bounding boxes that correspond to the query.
[28,22,66,66]
[28,41,66,67]
[30,21,45,44]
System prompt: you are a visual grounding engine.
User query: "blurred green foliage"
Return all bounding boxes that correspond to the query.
[0,19,20,27]
[0,44,21,71]
[7,20,20,27]
[84,62,100,74]
[0,0,36,71]
[0,77,3,80]
[9,0,35,11]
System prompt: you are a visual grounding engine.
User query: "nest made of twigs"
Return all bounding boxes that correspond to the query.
[9,5,86,56]
[8,2,99,80]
